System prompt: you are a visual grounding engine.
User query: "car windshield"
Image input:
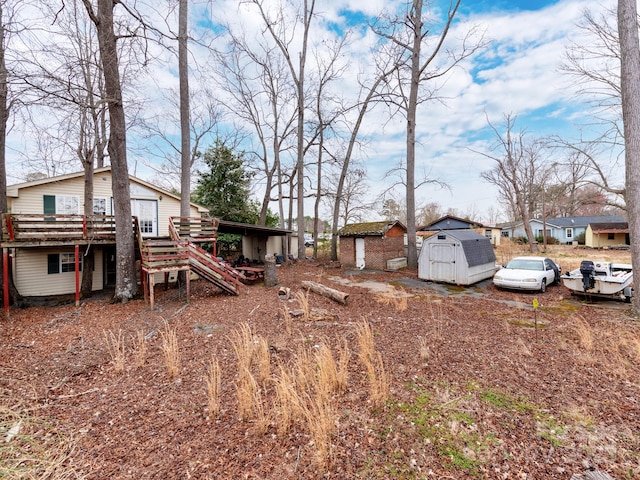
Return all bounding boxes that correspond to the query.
[506,259,543,271]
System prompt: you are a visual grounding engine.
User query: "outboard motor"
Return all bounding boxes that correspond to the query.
[579,260,595,291]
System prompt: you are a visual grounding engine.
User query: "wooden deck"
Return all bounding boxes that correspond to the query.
[1,213,119,247]
[140,239,191,309]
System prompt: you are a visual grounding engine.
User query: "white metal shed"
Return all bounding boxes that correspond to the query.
[418,230,497,285]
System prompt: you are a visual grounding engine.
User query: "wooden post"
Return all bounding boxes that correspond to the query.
[149,273,155,310]
[3,248,9,315]
[185,268,190,303]
[75,244,80,307]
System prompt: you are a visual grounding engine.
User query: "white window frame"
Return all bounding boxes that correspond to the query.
[93,197,107,215]
[60,252,82,273]
[566,228,573,239]
[56,195,79,215]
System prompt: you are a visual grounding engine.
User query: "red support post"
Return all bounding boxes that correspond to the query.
[75,244,80,307]
[3,248,9,315]
[6,215,15,241]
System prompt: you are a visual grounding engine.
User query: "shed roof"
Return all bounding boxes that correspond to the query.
[338,220,406,236]
[589,222,629,234]
[426,229,496,267]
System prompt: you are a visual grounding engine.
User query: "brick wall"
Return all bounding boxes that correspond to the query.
[339,235,405,269]
[339,236,355,266]
[364,236,405,269]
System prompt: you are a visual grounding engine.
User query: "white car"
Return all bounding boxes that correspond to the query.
[493,256,560,293]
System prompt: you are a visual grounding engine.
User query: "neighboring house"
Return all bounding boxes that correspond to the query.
[338,221,406,270]
[585,222,630,248]
[419,215,502,246]
[3,167,207,297]
[500,215,625,244]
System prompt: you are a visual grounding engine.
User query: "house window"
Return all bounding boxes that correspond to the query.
[93,198,107,215]
[47,253,82,274]
[56,196,79,215]
[566,228,573,239]
[608,233,615,240]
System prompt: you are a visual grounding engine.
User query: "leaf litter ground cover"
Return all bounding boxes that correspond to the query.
[1,255,639,479]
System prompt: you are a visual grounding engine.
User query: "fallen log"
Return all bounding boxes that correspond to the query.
[301,280,349,305]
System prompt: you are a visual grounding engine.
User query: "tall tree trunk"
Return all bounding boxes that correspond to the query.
[80,99,95,297]
[295,0,312,260]
[618,0,640,315]
[81,154,95,297]
[330,72,389,261]
[86,0,136,301]
[405,0,422,269]
[178,0,190,218]
[0,3,19,307]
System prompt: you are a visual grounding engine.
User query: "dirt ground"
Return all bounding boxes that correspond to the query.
[1,245,639,479]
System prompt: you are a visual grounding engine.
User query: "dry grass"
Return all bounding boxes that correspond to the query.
[315,343,339,402]
[252,385,269,434]
[428,300,445,342]
[280,304,293,335]
[205,356,222,418]
[417,335,430,362]
[131,329,147,369]
[273,364,303,434]
[255,335,271,386]
[160,322,180,379]
[355,320,389,407]
[375,285,409,312]
[229,323,255,372]
[104,329,126,373]
[302,392,335,470]
[295,290,311,320]
[573,315,594,352]
[515,336,533,357]
[294,346,315,397]
[0,405,84,479]
[236,365,257,422]
[336,339,350,393]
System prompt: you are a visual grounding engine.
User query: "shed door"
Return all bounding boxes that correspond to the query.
[355,237,365,269]
[429,243,456,282]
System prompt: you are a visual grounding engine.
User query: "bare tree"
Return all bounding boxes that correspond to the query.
[328,63,398,260]
[477,114,548,252]
[323,166,371,227]
[178,0,190,217]
[140,87,228,193]
[372,0,485,269]
[81,0,136,302]
[215,27,297,229]
[617,0,640,314]
[250,0,315,260]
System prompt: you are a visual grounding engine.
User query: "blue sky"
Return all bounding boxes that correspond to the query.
[6,0,622,226]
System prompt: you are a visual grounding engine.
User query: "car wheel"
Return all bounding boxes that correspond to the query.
[540,279,546,293]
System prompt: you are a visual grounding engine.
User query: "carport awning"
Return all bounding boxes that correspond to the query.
[217,220,291,236]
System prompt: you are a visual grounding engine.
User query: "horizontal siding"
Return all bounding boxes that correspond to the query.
[14,247,104,297]
[7,171,204,237]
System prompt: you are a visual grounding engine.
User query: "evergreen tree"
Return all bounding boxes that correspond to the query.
[192,141,256,223]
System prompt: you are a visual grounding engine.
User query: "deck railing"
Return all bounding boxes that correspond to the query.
[1,213,125,243]
[169,216,219,242]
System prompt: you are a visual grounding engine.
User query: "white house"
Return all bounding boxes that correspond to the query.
[3,167,207,297]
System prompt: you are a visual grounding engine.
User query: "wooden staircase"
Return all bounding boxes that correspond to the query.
[168,217,245,295]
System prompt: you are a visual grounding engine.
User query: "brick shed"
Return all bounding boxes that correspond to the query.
[338,221,406,270]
